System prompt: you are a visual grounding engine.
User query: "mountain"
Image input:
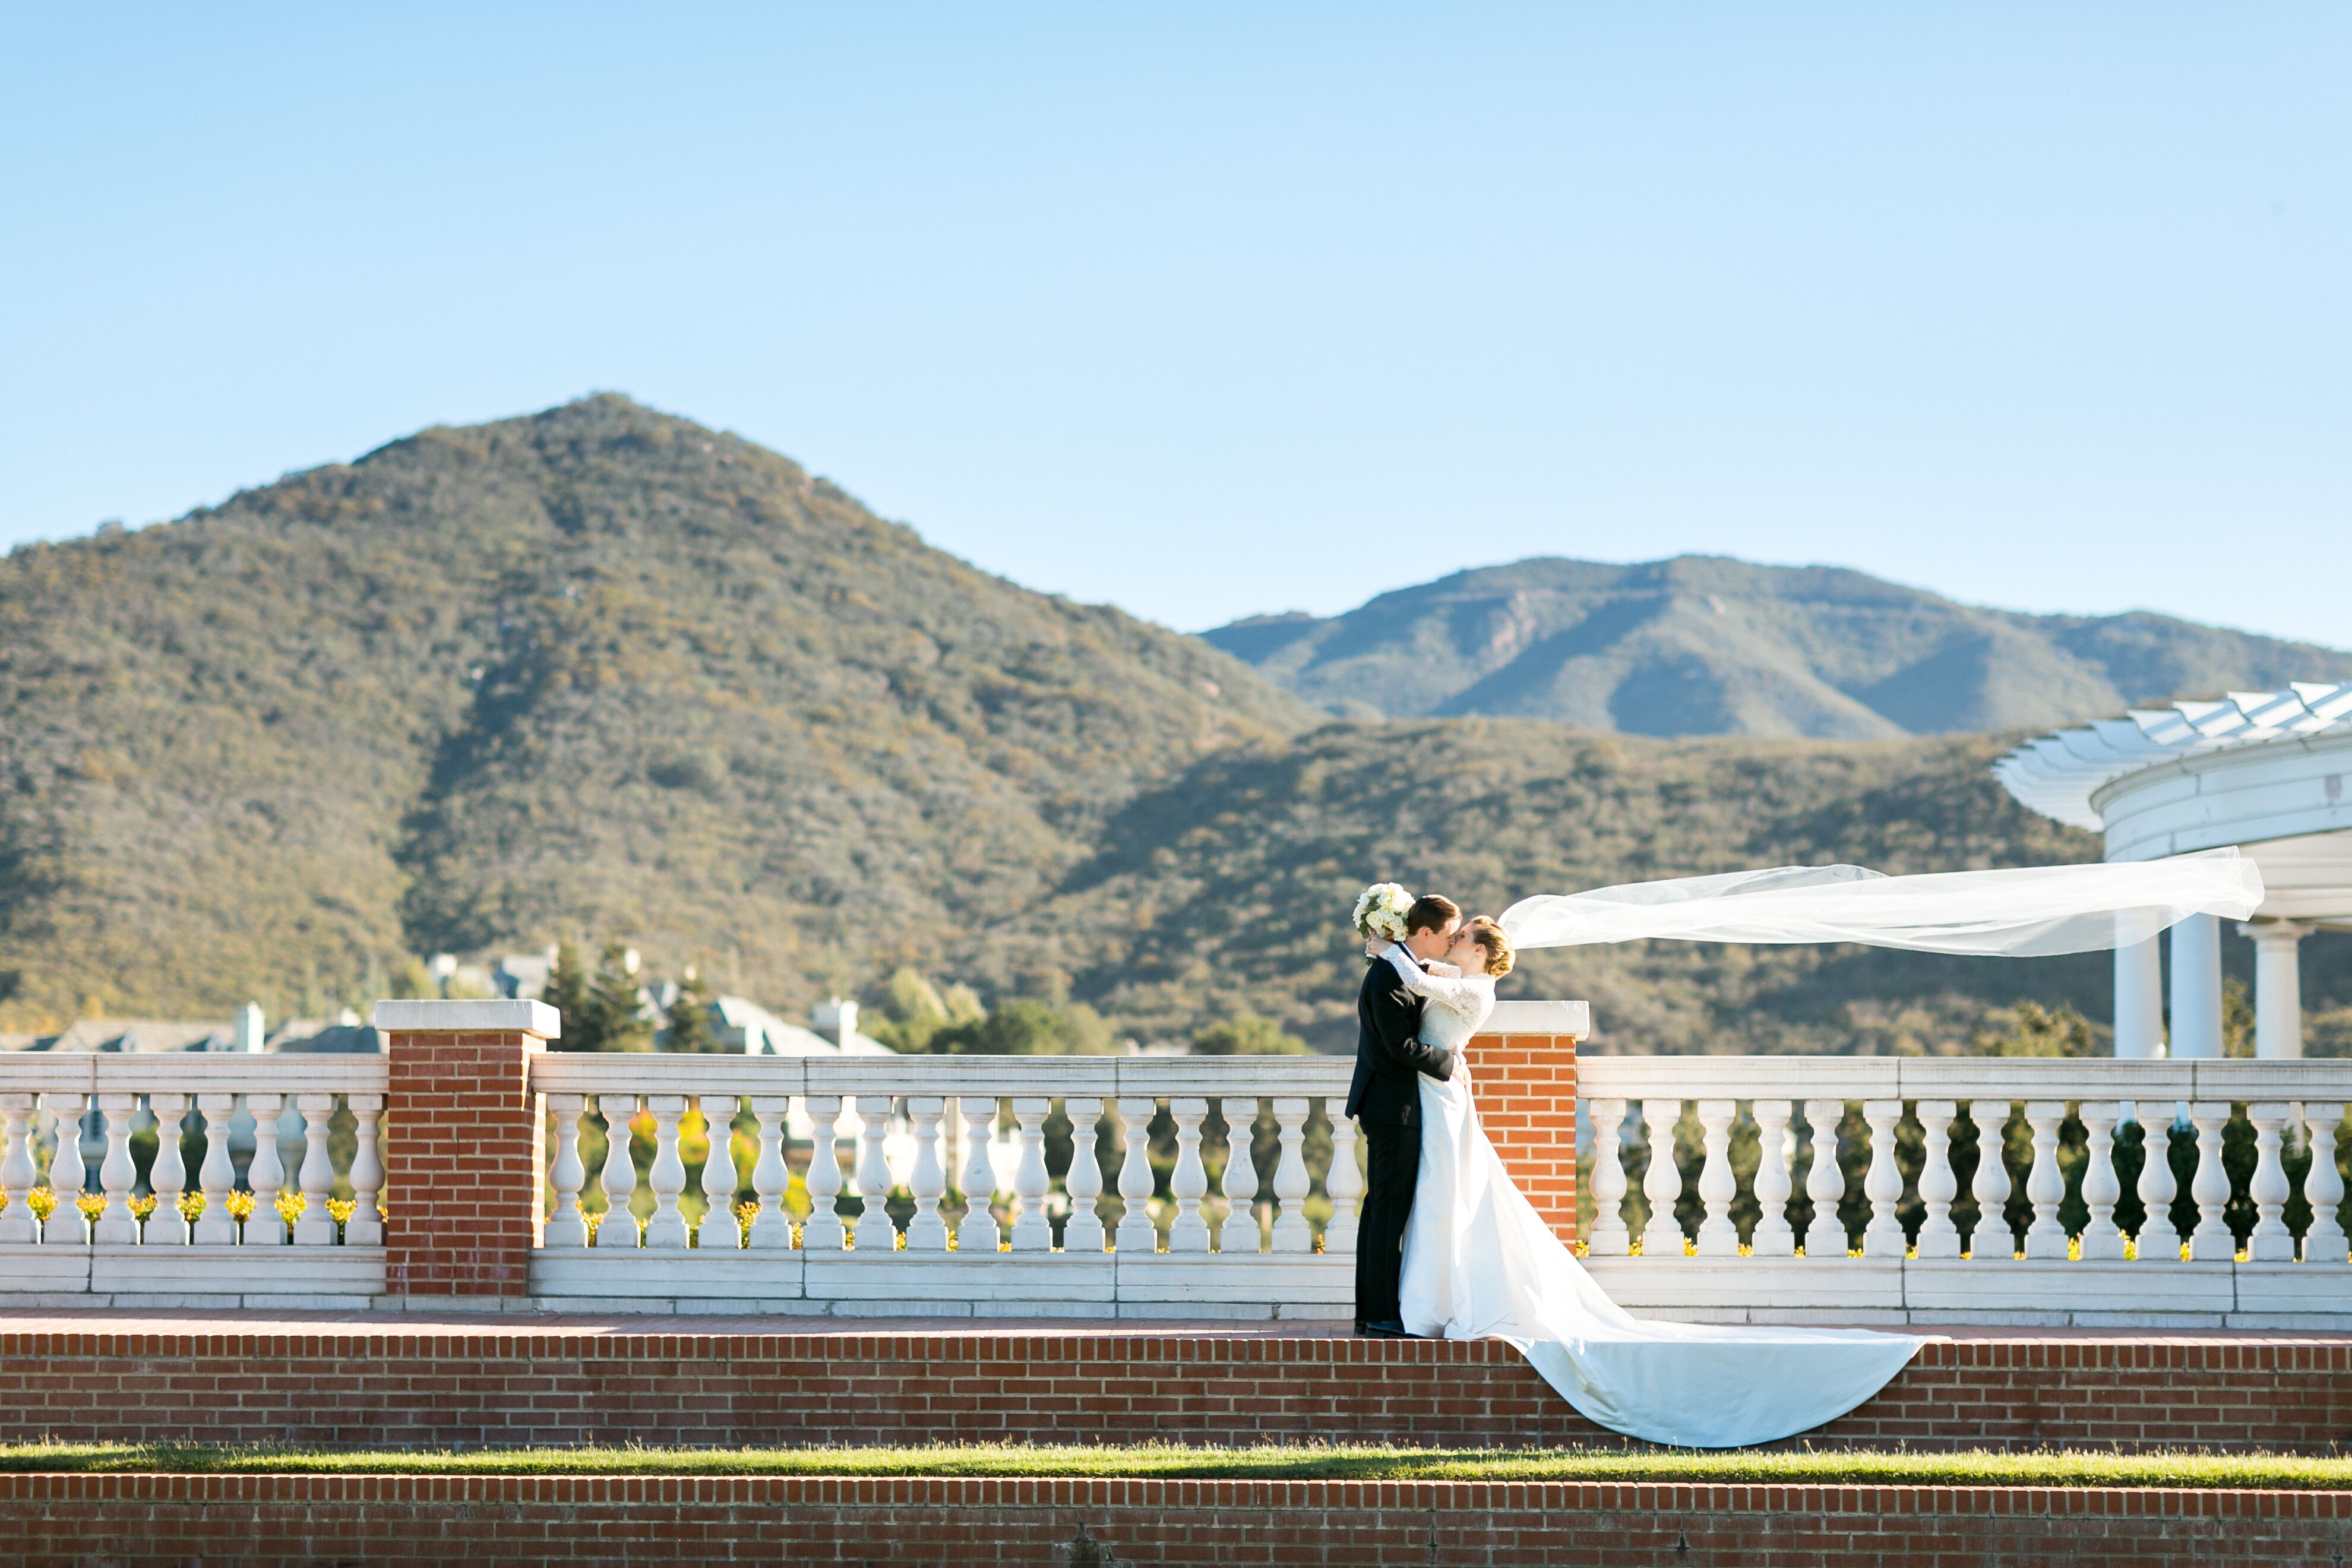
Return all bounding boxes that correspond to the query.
[0,395,1309,1028]
[1203,557,2352,738]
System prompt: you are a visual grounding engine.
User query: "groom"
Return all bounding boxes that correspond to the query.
[1346,892,1462,1338]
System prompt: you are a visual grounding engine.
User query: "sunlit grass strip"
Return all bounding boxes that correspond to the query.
[4,1443,2349,1489]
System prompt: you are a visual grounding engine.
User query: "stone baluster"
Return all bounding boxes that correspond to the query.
[699,1093,742,1249]
[192,1093,239,1245]
[93,1093,140,1244]
[2188,1103,2236,1260]
[1113,1097,1158,1252]
[1324,1109,1362,1254]
[2302,1104,2347,1264]
[1749,1099,1795,1257]
[1008,1098,1053,1250]
[346,1094,382,1246]
[852,1095,896,1251]
[1911,1100,1960,1259]
[43,1092,89,1245]
[2020,1101,2069,1260]
[1861,1101,1907,1259]
[1063,1097,1107,1254]
[1219,1098,1262,1255]
[1970,1101,2015,1259]
[2133,1108,2180,1262]
[641,1095,689,1249]
[594,1093,638,1248]
[545,1094,590,1248]
[1693,1099,1739,1256]
[954,1096,998,1253]
[244,1093,286,1245]
[2246,1102,2295,1263]
[1638,1099,1685,1256]
[904,1096,950,1250]
[292,1095,339,1245]
[1585,1099,1630,1256]
[1166,1098,1212,1251]
[746,1096,794,1250]
[802,1095,846,1251]
[1270,1097,1314,1251]
[146,1093,189,1245]
[2076,1101,2126,1261]
[0,1095,37,1244]
[1802,1099,1847,1258]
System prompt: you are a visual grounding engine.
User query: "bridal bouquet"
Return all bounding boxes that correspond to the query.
[1352,881,1413,943]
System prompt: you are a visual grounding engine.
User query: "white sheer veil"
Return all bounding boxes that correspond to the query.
[1499,848,2264,958]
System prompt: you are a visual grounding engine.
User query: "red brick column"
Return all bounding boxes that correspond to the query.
[372,1000,558,1298]
[1465,1000,1586,1245]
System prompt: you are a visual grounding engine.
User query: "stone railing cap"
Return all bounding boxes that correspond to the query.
[1480,1000,1590,1038]
[372,998,562,1040]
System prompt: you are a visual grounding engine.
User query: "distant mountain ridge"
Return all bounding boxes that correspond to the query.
[1203,556,2352,738]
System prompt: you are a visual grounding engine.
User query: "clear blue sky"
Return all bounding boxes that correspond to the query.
[3,5,2345,643]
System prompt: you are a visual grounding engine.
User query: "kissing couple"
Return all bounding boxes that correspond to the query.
[1339,880,1926,1447]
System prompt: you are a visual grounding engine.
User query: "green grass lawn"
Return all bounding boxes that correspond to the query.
[5,1442,2348,1489]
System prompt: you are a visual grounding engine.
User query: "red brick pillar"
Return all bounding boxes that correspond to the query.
[372,1000,559,1299]
[1464,1001,1588,1245]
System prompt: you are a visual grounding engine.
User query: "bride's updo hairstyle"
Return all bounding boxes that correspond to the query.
[1466,916,1514,977]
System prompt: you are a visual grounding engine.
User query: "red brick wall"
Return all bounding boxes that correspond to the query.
[1462,1029,1577,1243]
[6,1471,2342,1566]
[7,1326,2348,1454]
[382,1029,544,1297]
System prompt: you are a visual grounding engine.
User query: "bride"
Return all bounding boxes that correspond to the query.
[1378,919,1926,1450]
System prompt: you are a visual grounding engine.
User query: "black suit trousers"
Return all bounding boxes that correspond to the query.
[1354,1116,1420,1325]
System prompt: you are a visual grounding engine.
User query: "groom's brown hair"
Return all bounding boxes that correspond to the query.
[1403,893,1460,935]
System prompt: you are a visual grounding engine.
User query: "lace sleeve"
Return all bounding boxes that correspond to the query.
[1383,949,1494,1021]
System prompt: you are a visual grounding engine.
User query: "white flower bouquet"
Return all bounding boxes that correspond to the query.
[1352,881,1414,944]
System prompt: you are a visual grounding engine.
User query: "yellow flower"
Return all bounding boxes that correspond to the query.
[275,1192,306,1226]
[176,1191,207,1222]
[224,1190,257,1221]
[326,1199,356,1225]
[27,1188,56,1221]
[129,1194,158,1220]
[75,1193,106,1221]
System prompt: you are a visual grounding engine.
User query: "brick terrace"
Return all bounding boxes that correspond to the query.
[7,1311,2351,1453]
[7,1471,2349,1566]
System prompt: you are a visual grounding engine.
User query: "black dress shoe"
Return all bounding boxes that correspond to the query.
[1356,1319,1413,1338]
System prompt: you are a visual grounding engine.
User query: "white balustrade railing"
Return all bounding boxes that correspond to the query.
[1579,1056,2352,1327]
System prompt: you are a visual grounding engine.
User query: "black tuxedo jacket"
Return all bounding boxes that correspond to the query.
[1345,950,1458,1126]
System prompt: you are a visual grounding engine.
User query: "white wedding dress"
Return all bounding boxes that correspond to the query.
[1386,947,1928,1449]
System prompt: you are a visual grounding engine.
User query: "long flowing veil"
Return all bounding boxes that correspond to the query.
[1499,847,2263,957]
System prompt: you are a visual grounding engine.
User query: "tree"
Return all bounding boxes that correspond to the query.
[543,938,594,1051]
[1972,1001,2096,1058]
[583,940,653,1053]
[663,967,720,1053]
[928,998,1117,1055]
[387,956,438,1001]
[1192,1014,1311,1056]
[866,967,950,1052]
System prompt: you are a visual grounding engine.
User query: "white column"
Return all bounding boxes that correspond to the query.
[1912,1101,1960,1259]
[1859,1101,1907,1259]
[146,1093,189,1245]
[2020,1101,2069,1260]
[2242,921,2312,1060]
[1749,1099,1796,1258]
[2114,933,2166,1059]
[42,1092,89,1245]
[1063,1097,1106,1253]
[1639,1099,1684,1257]
[545,1095,589,1248]
[2169,913,2223,1059]
[905,1096,950,1251]
[1323,1110,1362,1254]
[1969,1102,2013,1260]
[852,1095,896,1250]
[1269,1098,1313,1252]
[1006,1097,1052,1250]
[746,1096,794,1250]
[0,1095,37,1244]
[2133,1108,2180,1261]
[1166,1098,1211,1251]
[1585,1099,1631,1256]
[1692,1100,1738,1257]
[1802,1099,1847,1258]
[93,1093,140,1244]
[346,1094,383,1246]
[1218,1098,1260,1255]
[699,1093,741,1248]
[2246,1102,2295,1262]
[2187,1102,2235,1259]
[641,1095,688,1249]
[2076,1102,2125,1261]
[192,1093,239,1245]
[244,1092,285,1246]
[594,1093,639,1248]
[802,1095,846,1251]
[1112,1096,1158,1253]
[954,1096,998,1252]
[292,1094,339,1245]
[2302,1104,2347,1264]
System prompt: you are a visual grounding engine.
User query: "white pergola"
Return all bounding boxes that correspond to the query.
[1997,681,2352,1059]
